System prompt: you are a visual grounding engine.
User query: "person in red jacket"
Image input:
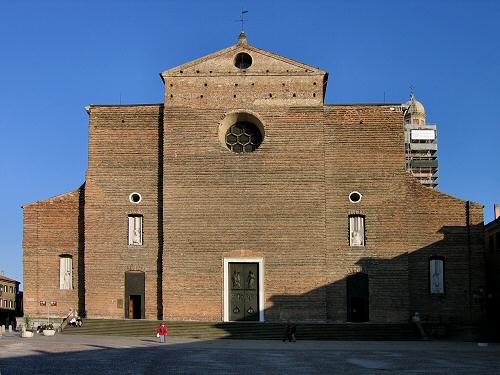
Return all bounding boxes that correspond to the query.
[156,323,168,343]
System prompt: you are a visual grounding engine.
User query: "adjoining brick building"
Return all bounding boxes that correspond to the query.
[485,205,500,332]
[23,33,485,324]
[0,275,21,327]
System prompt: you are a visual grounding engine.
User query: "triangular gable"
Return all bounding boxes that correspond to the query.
[161,36,326,78]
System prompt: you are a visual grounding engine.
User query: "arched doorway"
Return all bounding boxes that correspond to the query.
[125,271,145,319]
[346,273,369,322]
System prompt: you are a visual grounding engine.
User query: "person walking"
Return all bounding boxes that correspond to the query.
[156,323,168,343]
[282,322,297,342]
[290,323,297,342]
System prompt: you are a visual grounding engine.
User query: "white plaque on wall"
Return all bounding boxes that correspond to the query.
[411,129,435,141]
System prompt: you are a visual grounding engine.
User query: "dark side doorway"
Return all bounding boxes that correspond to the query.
[125,271,145,319]
[346,272,369,322]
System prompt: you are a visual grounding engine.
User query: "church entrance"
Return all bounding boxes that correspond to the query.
[346,273,369,322]
[125,271,145,319]
[129,295,141,319]
[229,262,259,321]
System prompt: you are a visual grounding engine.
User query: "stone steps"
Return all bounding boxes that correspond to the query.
[62,319,421,340]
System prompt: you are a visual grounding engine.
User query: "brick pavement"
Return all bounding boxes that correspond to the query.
[0,334,499,374]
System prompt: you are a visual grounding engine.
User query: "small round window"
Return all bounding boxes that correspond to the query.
[225,122,262,153]
[129,192,142,204]
[349,191,362,203]
[234,52,252,69]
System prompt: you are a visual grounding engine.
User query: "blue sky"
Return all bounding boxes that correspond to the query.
[1,0,499,287]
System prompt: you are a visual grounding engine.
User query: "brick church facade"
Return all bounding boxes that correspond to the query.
[23,33,485,323]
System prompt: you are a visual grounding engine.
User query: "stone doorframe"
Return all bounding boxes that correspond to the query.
[223,257,264,322]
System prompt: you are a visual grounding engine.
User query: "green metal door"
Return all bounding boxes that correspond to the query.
[229,263,259,321]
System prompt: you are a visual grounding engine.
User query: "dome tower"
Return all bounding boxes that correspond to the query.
[404,93,427,125]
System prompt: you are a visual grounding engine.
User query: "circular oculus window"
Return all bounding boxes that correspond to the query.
[349,191,362,203]
[234,52,252,69]
[225,122,262,153]
[129,192,142,204]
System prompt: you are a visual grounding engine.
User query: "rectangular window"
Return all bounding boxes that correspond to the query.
[128,215,143,246]
[490,235,495,253]
[59,256,73,290]
[430,257,445,294]
[496,233,500,253]
[349,215,365,247]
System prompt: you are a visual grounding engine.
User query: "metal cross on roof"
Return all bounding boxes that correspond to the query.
[238,9,249,32]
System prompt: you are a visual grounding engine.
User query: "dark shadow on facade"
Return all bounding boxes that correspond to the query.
[157,105,165,320]
[217,223,486,340]
[78,183,86,318]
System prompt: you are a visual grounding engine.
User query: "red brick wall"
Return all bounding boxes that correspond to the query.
[22,44,486,323]
[162,105,327,321]
[323,105,410,323]
[84,105,163,319]
[406,179,485,323]
[23,188,82,317]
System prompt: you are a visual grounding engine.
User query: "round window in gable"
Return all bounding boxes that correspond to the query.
[234,52,252,69]
[349,191,362,203]
[129,192,142,204]
[225,121,262,153]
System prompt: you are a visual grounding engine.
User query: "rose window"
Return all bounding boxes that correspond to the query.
[225,122,262,153]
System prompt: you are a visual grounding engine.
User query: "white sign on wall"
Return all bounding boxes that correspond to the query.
[411,129,435,141]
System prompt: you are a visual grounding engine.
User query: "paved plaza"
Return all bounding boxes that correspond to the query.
[0,334,499,374]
